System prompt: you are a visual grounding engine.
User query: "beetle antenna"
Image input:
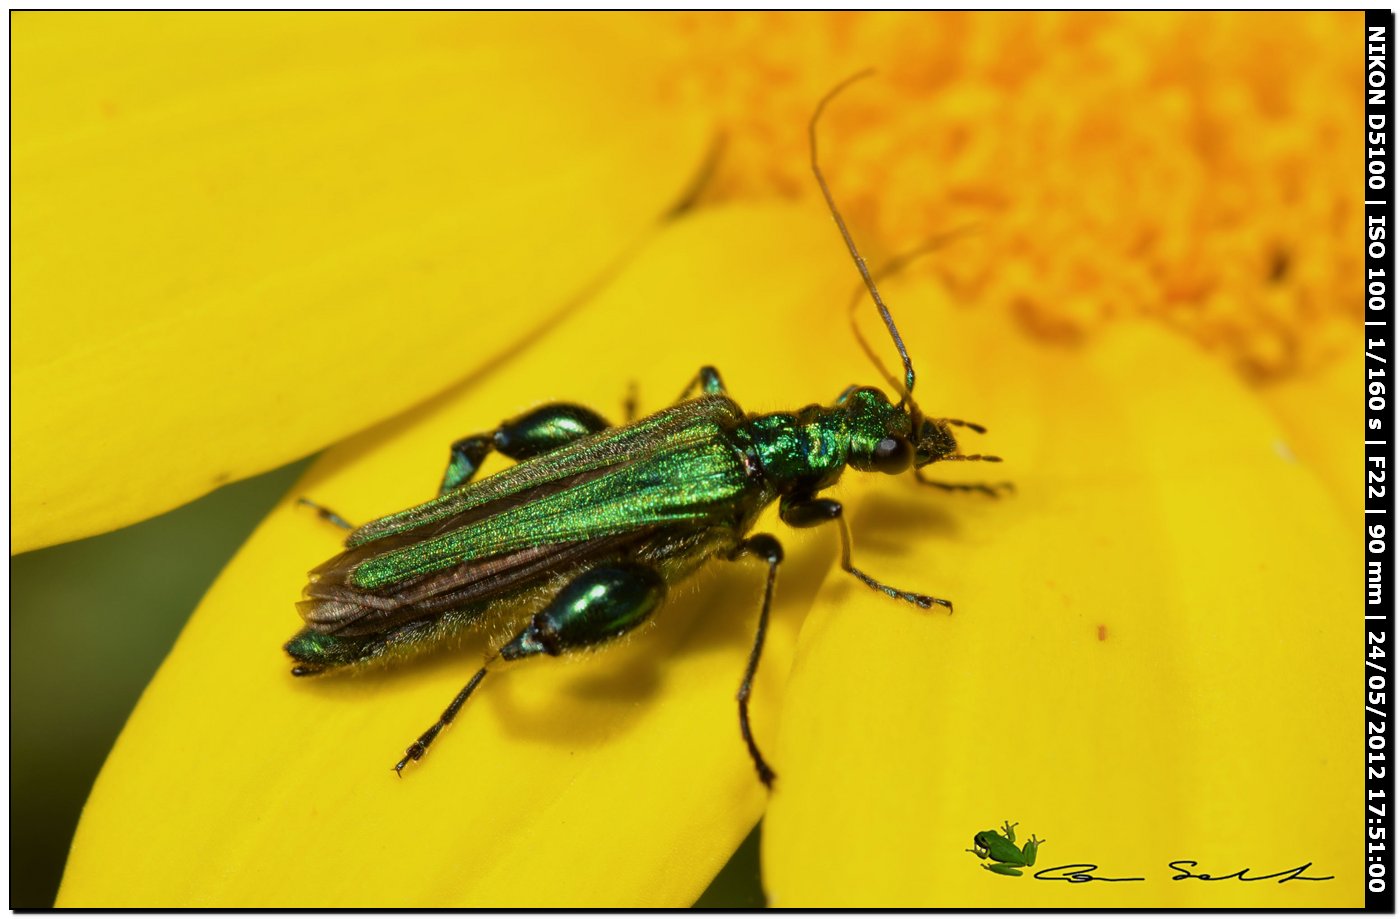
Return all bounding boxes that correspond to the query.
[846,225,979,407]
[810,69,917,399]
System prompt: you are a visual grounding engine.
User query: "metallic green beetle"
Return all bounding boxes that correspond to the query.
[285,73,1004,785]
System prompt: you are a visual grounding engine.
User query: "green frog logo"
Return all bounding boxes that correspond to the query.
[966,821,1046,877]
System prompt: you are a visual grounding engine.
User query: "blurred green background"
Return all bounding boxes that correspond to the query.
[10,457,764,908]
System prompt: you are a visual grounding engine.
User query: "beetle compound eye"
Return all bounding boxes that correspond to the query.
[871,436,913,474]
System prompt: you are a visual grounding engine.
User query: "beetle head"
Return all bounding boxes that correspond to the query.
[839,387,916,475]
[913,417,960,467]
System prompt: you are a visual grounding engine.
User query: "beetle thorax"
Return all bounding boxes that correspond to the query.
[737,386,921,493]
[737,406,848,494]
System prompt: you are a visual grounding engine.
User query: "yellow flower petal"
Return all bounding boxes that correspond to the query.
[763,279,1355,906]
[14,12,710,552]
[58,205,867,907]
[1258,352,1362,520]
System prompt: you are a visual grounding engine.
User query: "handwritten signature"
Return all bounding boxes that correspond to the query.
[1030,861,1334,884]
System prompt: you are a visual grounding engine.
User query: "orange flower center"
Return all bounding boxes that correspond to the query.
[665,11,1359,380]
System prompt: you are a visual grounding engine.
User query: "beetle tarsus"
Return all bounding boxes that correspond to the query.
[297,497,356,531]
[915,470,1015,498]
[393,744,425,776]
[392,667,488,777]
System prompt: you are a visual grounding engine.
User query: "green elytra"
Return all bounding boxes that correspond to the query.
[286,72,1007,784]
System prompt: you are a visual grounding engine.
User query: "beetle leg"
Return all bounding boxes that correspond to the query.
[498,562,665,660]
[913,468,1015,498]
[674,365,728,402]
[439,402,611,495]
[727,533,784,788]
[393,563,666,774]
[780,494,953,612]
[394,666,489,775]
[296,497,356,531]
